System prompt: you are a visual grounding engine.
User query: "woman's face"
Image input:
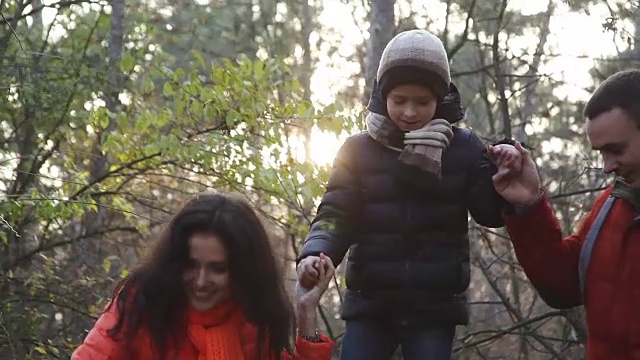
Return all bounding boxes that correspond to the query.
[182,233,231,311]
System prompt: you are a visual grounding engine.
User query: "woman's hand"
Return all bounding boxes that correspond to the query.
[294,253,334,337]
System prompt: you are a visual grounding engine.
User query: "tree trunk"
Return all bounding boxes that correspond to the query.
[363,0,395,105]
[516,0,555,142]
[633,3,640,61]
[78,0,125,267]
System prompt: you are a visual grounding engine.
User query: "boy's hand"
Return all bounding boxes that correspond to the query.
[487,141,542,205]
[297,255,321,288]
[487,143,522,174]
[295,253,335,311]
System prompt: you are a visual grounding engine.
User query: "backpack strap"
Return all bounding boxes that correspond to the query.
[578,196,615,301]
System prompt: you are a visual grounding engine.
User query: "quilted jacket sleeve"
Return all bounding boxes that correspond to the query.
[298,136,362,267]
[71,301,131,360]
[465,133,511,228]
[280,334,334,360]
[503,190,611,309]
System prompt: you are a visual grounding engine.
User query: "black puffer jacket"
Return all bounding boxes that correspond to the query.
[299,87,507,325]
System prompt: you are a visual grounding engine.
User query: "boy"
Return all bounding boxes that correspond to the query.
[298,29,519,360]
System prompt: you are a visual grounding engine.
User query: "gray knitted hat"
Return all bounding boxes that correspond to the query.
[377,29,451,99]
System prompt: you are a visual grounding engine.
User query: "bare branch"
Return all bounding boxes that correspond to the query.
[447,0,477,59]
[492,0,511,138]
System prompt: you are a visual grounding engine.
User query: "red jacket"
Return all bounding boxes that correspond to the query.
[72,299,334,360]
[504,188,640,359]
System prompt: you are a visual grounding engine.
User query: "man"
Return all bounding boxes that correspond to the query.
[490,69,640,359]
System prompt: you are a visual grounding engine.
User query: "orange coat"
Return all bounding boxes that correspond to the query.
[505,188,640,359]
[72,300,334,360]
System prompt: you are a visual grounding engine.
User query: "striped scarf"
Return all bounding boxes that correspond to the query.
[366,112,453,178]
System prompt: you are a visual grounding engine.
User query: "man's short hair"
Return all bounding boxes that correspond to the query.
[584,68,640,127]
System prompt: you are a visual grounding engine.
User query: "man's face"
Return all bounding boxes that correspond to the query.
[586,107,640,188]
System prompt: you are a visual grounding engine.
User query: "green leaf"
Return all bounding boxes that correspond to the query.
[143,77,155,93]
[103,258,111,273]
[175,67,186,79]
[99,113,110,128]
[254,59,264,78]
[175,98,185,115]
[192,50,205,68]
[225,109,239,128]
[163,82,174,97]
[120,53,135,72]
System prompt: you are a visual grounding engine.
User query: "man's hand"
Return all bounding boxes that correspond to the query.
[488,141,542,205]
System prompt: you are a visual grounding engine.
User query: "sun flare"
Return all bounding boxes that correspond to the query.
[288,127,347,167]
[307,129,346,167]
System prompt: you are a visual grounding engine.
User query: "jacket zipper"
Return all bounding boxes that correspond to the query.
[402,195,412,310]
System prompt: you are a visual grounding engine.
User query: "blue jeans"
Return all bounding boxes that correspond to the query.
[339,318,455,360]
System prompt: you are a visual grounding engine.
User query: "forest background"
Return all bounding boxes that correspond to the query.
[0,0,638,358]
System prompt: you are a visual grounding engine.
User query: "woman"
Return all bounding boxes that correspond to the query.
[73,193,335,359]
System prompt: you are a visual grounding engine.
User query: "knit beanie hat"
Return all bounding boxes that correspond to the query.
[377,29,451,100]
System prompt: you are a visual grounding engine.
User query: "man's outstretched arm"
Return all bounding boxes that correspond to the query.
[504,190,609,308]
